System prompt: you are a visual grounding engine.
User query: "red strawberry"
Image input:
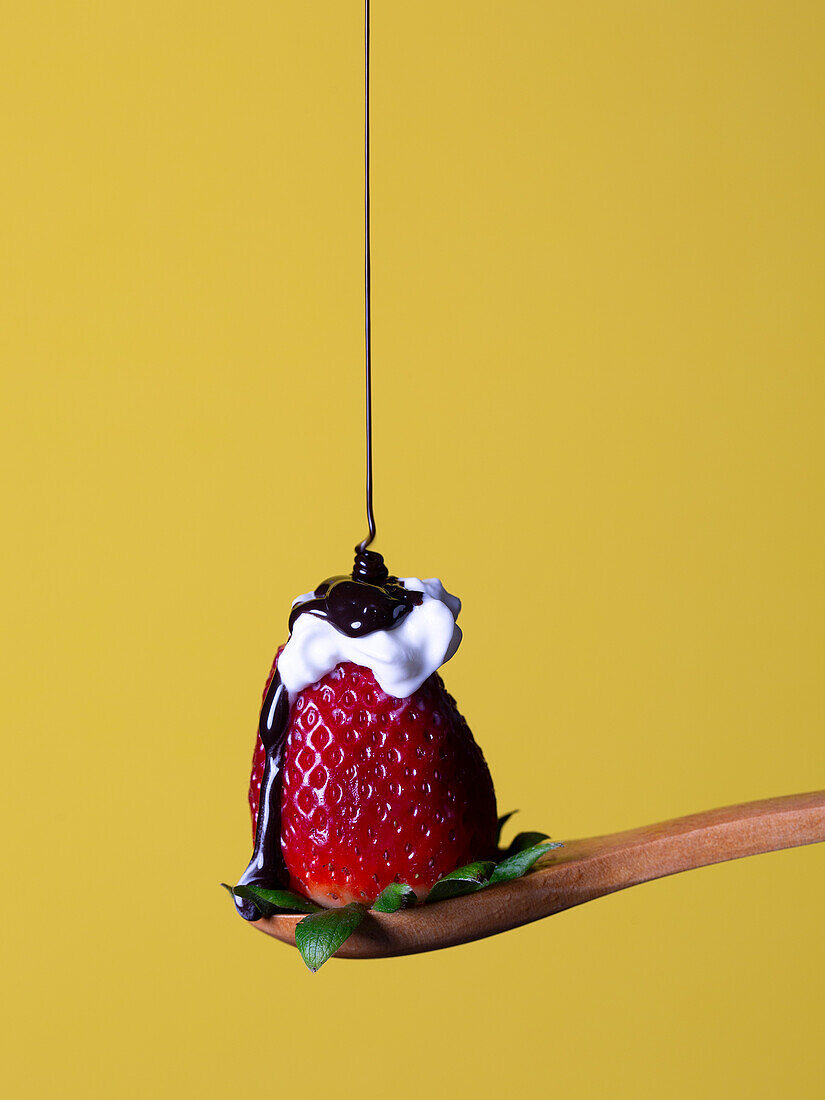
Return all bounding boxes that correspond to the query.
[249,654,497,907]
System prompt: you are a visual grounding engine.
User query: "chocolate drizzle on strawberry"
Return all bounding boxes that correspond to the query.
[235,549,417,920]
[288,551,422,639]
[234,667,290,919]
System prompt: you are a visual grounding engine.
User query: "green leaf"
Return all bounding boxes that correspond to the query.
[489,841,563,885]
[294,903,367,972]
[229,883,321,917]
[372,882,417,913]
[426,861,497,903]
[505,830,550,855]
[496,810,518,845]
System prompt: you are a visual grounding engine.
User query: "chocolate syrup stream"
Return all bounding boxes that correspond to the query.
[357,0,376,555]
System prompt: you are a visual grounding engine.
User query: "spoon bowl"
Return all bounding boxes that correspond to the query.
[250,790,825,959]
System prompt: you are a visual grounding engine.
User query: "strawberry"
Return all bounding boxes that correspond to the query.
[248,653,497,907]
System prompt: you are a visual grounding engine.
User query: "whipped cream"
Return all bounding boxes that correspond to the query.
[277,577,462,700]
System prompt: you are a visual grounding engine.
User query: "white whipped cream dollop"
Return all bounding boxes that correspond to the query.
[277,578,462,700]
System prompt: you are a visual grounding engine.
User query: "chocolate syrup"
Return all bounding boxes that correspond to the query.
[360,0,375,557]
[234,668,290,919]
[234,550,417,919]
[288,552,421,638]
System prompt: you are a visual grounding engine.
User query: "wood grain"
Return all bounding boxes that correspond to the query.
[251,790,825,959]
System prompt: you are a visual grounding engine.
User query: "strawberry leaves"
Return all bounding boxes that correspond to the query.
[222,883,321,917]
[293,884,417,970]
[294,903,367,972]
[489,841,562,884]
[424,814,563,901]
[503,830,551,854]
[490,820,563,884]
[372,882,417,912]
[427,861,497,902]
[425,838,562,900]
[490,813,562,882]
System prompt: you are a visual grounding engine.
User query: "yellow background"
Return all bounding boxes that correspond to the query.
[2,1,824,1096]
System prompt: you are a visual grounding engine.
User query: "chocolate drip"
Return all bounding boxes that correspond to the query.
[235,549,415,919]
[234,669,290,919]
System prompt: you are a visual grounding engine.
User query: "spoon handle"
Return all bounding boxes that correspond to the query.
[252,790,825,958]
[523,787,825,917]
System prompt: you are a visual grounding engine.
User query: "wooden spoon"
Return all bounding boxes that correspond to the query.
[251,790,825,959]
